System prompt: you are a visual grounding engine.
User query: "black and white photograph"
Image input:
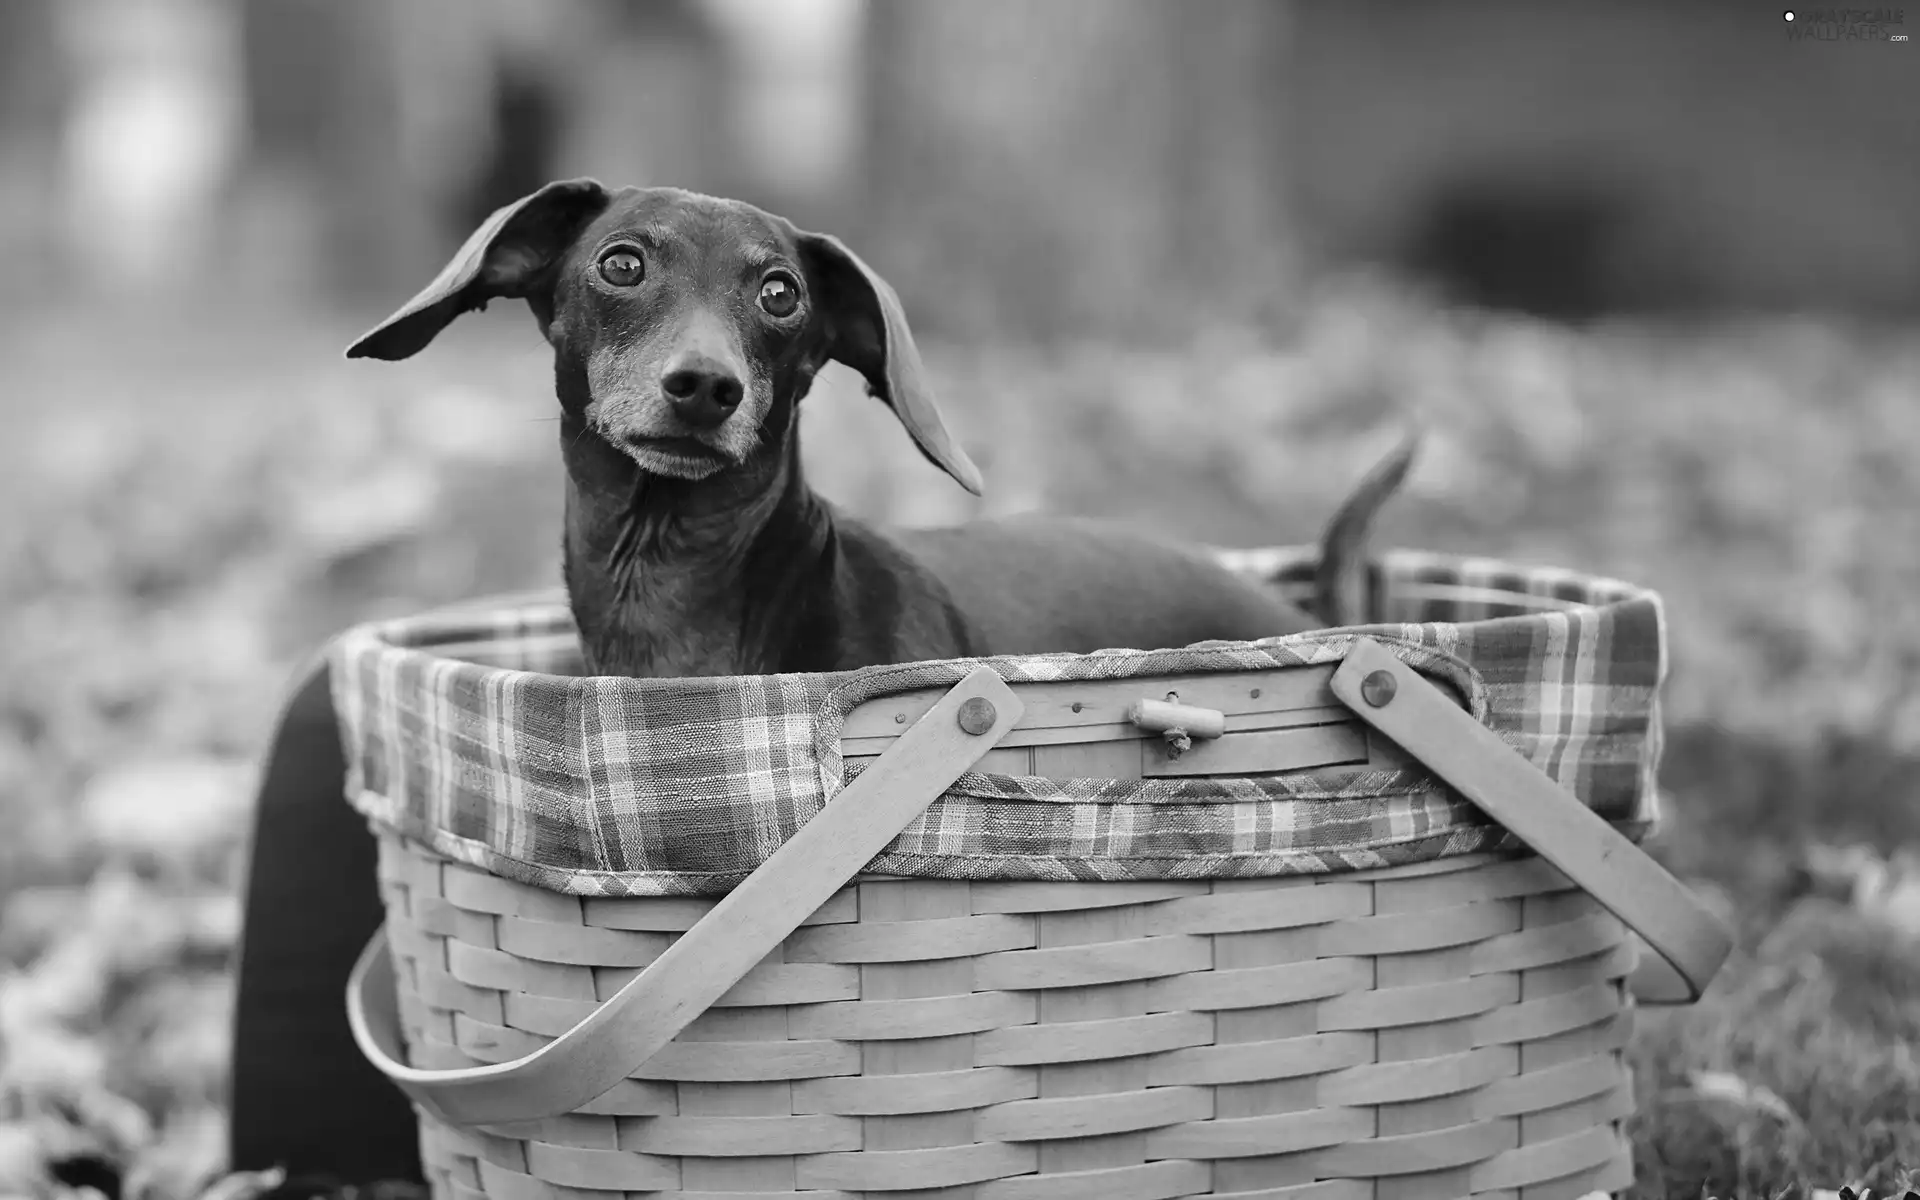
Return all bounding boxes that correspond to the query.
[0,3,1915,1199]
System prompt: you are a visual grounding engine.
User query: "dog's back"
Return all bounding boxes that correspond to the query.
[894,515,1315,657]
[886,428,1419,659]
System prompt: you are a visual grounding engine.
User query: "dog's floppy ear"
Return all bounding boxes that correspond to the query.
[798,232,984,497]
[345,178,611,361]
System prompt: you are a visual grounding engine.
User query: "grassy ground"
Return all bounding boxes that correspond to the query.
[1,275,1918,1199]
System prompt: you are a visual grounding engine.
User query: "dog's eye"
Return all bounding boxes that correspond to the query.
[598,249,644,287]
[758,273,800,318]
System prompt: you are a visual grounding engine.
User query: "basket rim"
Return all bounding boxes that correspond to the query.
[322,545,1667,898]
[331,545,1662,691]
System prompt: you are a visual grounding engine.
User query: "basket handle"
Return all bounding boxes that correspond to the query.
[1330,637,1732,1003]
[345,666,1024,1128]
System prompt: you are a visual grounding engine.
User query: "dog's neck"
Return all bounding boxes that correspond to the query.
[560,414,842,678]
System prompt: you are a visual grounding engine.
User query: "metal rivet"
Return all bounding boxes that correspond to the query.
[1250,688,1262,699]
[1360,669,1398,708]
[894,713,907,725]
[1071,702,1083,713]
[957,697,998,736]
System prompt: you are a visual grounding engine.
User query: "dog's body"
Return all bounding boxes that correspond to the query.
[891,518,1319,658]
[349,182,1416,678]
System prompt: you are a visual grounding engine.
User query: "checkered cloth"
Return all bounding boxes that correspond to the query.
[329,548,1666,897]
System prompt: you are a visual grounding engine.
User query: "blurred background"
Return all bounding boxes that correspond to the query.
[2,2,1919,1198]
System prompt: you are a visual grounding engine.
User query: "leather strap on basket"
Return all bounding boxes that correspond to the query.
[346,666,1024,1128]
[1330,637,1733,1004]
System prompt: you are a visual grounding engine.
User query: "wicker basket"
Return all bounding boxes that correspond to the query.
[338,554,1730,1200]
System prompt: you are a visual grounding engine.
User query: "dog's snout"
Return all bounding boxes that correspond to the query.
[660,354,745,429]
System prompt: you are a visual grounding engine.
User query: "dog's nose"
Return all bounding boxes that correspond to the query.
[660,355,745,429]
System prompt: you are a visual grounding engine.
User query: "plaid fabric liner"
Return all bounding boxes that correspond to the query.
[328,548,1667,897]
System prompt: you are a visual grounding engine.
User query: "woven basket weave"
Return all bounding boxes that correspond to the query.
[338,551,1730,1200]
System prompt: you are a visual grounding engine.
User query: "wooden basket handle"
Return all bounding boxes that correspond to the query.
[1331,637,1732,1003]
[345,666,1024,1128]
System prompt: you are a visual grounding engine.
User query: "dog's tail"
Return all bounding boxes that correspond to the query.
[1312,422,1423,629]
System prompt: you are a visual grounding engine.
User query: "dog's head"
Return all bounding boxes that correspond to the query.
[347,180,982,496]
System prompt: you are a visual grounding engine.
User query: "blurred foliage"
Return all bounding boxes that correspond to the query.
[4,2,1918,1197]
[1,274,1918,1198]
